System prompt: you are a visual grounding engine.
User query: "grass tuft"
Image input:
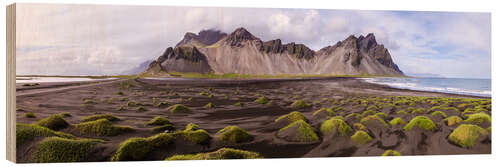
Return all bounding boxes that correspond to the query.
[167,104,191,113]
[146,116,171,126]
[278,120,319,142]
[216,126,254,144]
[32,137,102,163]
[463,112,491,125]
[448,124,488,148]
[443,116,463,126]
[389,117,406,126]
[350,130,373,144]
[74,119,134,136]
[275,111,308,124]
[290,100,311,109]
[35,114,69,130]
[381,150,402,156]
[320,118,353,136]
[16,124,74,147]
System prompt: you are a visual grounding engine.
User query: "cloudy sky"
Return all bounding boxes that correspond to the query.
[16,3,491,78]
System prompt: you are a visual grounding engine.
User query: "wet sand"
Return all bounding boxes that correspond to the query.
[15,77,491,162]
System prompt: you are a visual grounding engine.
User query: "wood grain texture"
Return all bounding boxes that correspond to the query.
[6,3,17,163]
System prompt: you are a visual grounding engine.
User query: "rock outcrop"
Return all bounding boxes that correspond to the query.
[143,27,404,76]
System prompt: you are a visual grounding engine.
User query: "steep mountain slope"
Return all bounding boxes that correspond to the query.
[142,27,404,76]
[122,60,154,75]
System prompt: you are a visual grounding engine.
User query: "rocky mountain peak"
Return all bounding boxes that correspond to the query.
[225,27,259,47]
[176,29,227,47]
[357,33,378,52]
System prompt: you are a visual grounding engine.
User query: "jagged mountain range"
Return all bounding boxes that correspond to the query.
[143,27,404,76]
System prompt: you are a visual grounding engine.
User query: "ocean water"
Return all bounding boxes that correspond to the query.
[362,77,491,97]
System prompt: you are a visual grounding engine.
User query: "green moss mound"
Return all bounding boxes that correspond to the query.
[361,110,376,117]
[185,123,201,131]
[353,123,366,131]
[217,126,254,143]
[375,112,388,119]
[320,118,353,136]
[403,116,437,131]
[449,124,488,148]
[290,100,311,109]
[167,104,191,113]
[204,102,215,108]
[24,112,36,118]
[254,97,269,104]
[136,106,147,112]
[381,150,401,156]
[234,102,244,107]
[81,114,120,122]
[32,137,101,163]
[360,115,389,128]
[345,113,362,120]
[35,114,70,130]
[178,129,211,145]
[16,124,74,147]
[396,110,408,116]
[275,111,308,124]
[152,124,175,133]
[350,130,373,144]
[313,107,335,117]
[146,116,171,126]
[74,119,135,136]
[443,116,463,126]
[166,148,262,160]
[389,117,406,126]
[111,133,175,161]
[464,112,491,125]
[430,111,447,118]
[411,108,426,115]
[278,120,319,142]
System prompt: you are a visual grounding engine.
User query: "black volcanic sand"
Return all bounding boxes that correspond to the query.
[15,77,491,162]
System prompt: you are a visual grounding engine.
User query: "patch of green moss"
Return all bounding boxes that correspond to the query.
[278,120,319,142]
[16,124,74,147]
[32,137,102,163]
[152,124,175,133]
[178,129,211,145]
[464,112,491,125]
[146,116,171,126]
[290,100,311,109]
[81,114,120,122]
[375,112,387,119]
[411,108,426,115]
[156,101,169,107]
[275,111,308,124]
[166,148,262,160]
[449,124,488,148]
[353,123,366,131]
[111,133,175,161]
[443,116,463,126]
[167,104,191,113]
[381,150,401,156]
[320,118,353,136]
[403,116,437,131]
[58,112,72,118]
[487,127,491,133]
[185,123,201,131]
[360,115,389,128]
[234,102,244,107]
[397,110,408,116]
[35,114,69,130]
[430,111,447,118]
[126,101,136,107]
[313,107,335,117]
[345,113,362,120]
[361,110,376,117]
[389,117,406,126]
[350,130,373,144]
[204,102,215,108]
[74,119,134,136]
[254,97,269,104]
[217,126,254,144]
[24,112,36,118]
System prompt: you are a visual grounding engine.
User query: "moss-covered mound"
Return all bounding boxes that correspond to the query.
[35,114,70,130]
[381,150,401,156]
[312,107,335,117]
[254,97,269,104]
[185,123,201,131]
[389,117,406,126]
[275,111,308,124]
[411,108,426,115]
[290,100,311,109]
[350,130,373,144]
[277,120,319,142]
[166,148,262,160]
[152,124,175,133]
[16,124,74,147]
[74,119,135,136]
[146,116,171,126]
[24,112,36,118]
[443,116,463,126]
[448,124,488,148]
[361,110,376,117]
[204,102,215,108]
[430,111,447,118]
[396,110,408,116]
[136,106,148,112]
[320,118,353,136]
[403,116,437,131]
[345,113,362,120]
[81,114,120,122]
[360,115,388,128]
[464,112,491,125]
[353,123,366,131]
[167,104,191,113]
[111,133,175,161]
[32,137,102,163]
[216,126,254,144]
